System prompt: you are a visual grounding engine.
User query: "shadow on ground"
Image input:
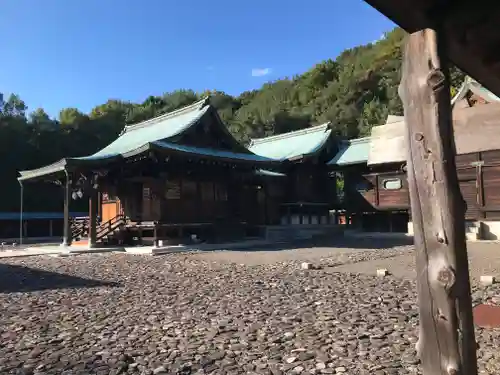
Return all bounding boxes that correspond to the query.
[0,263,119,293]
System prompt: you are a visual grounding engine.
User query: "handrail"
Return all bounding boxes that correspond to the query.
[70,216,100,240]
[71,217,90,240]
[96,214,126,241]
[96,214,124,235]
[69,214,126,242]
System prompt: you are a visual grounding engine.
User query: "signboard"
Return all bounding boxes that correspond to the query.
[165,180,181,200]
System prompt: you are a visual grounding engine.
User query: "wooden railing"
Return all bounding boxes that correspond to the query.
[96,214,126,241]
[71,216,91,240]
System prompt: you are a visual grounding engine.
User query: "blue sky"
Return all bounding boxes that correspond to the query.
[0,0,395,118]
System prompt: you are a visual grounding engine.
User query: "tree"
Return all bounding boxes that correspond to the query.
[0,26,468,212]
[2,94,27,119]
[59,107,88,129]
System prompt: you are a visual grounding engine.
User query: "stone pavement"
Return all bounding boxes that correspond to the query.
[0,240,499,374]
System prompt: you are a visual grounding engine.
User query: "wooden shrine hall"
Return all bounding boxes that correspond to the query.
[17,98,284,247]
[329,77,500,237]
[248,124,338,226]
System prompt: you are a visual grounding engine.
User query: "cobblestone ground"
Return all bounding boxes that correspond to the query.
[0,240,499,375]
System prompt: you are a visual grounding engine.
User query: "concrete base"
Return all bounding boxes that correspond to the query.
[264,224,341,242]
[408,220,500,241]
[147,239,284,255]
[2,238,297,258]
[0,248,62,259]
[344,230,413,240]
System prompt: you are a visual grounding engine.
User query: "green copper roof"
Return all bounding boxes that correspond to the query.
[327,137,370,166]
[18,98,278,181]
[452,76,500,106]
[150,141,274,163]
[90,97,210,159]
[18,140,278,181]
[248,123,332,161]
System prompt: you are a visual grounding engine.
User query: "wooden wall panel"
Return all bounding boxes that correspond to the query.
[482,150,500,163]
[483,166,500,206]
[360,175,377,207]
[457,167,477,181]
[361,190,376,206]
[456,153,478,167]
[459,181,479,219]
[101,201,120,223]
[484,211,500,220]
[341,150,500,221]
[377,173,410,209]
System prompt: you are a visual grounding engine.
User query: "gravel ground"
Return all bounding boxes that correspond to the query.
[328,241,500,282]
[0,239,499,375]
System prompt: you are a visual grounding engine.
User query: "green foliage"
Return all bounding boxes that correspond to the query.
[0,27,467,212]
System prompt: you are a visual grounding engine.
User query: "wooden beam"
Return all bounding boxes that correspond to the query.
[399,29,477,375]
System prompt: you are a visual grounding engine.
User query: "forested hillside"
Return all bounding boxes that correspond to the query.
[0,28,465,212]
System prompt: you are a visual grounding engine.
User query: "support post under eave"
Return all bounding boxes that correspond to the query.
[62,171,72,247]
[399,29,477,375]
[88,190,97,248]
[18,181,23,245]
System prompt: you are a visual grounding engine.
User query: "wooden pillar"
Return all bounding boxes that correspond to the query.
[399,29,477,375]
[62,174,72,246]
[88,190,97,248]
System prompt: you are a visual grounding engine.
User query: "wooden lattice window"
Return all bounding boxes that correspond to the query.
[165,180,181,200]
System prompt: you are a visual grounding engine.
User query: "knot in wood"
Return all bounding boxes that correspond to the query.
[414,133,424,142]
[426,70,445,92]
[437,267,456,290]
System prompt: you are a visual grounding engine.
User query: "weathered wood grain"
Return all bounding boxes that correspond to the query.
[399,29,477,375]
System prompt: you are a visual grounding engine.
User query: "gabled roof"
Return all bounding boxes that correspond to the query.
[248,123,332,161]
[451,77,500,107]
[18,98,277,181]
[92,97,211,159]
[357,102,500,167]
[327,137,371,167]
[368,119,406,166]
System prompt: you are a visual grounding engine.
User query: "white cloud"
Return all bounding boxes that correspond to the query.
[251,68,272,77]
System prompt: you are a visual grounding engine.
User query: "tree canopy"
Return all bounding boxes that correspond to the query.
[1,28,465,212]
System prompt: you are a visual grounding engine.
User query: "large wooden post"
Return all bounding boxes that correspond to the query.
[88,190,97,248]
[399,29,477,375]
[62,173,72,247]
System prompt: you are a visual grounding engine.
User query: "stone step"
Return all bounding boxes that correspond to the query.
[466,232,480,241]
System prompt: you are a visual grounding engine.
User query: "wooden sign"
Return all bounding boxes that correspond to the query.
[165,180,181,200]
